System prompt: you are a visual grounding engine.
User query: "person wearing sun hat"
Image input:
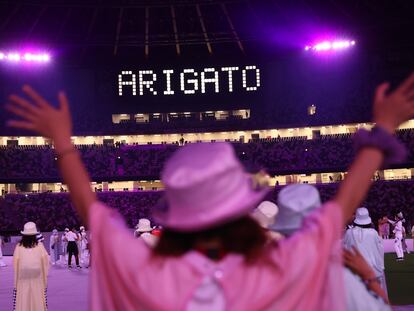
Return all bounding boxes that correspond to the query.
[134,218,159,247]
[13,222,49,311]
[252,200,283,240]
[344,208,387,292]
[275,184,390,310]
[7,72,414,310]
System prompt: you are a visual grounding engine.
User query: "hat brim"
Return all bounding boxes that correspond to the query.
[153,186,271,232]
[20,231,40,236]
[136,228,153,233]
[354,218,372,225]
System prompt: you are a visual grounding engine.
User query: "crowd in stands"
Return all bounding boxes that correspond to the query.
[1,129,413,181]
[1,180,413,233]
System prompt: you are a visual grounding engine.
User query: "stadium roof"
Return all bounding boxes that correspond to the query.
[0,0,413,64]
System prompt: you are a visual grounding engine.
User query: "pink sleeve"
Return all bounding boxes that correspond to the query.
[89,201,153,310]
[90,201,151,266]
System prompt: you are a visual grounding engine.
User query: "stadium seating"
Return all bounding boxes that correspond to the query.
[1,129,413,182]
[1,180,413,232]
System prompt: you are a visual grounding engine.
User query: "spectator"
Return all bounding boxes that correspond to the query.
[273,184,390,310]
[343,208,387,293]
[13,222,49,311]
[49,229,60,265]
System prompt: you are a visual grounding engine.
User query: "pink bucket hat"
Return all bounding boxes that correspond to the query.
[153,142,270,232]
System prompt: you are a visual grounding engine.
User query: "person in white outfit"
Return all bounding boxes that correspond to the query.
[387,212,405,261]
[273,184,390,311]
[402,226,410,254]
[49,229,60,265]
[60,228,69,264]
[343,208,387,294]
[79,226,89,265]
[134,218,158,248]
[0,235,7,267]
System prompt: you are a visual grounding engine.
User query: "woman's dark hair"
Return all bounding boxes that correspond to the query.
[154,216,268,262]
[19,235,38,248]
[353,222,374,229]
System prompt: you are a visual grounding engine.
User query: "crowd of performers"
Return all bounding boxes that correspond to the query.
[378,213,414,260]
[49,226,90,268]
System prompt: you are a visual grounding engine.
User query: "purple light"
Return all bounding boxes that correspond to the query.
[305,40,356,52]
[0,51,50,63]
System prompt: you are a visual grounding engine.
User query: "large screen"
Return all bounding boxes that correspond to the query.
[0,52,389,135]
[95,64,264,114]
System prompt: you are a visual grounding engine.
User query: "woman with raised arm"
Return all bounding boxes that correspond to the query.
[5,74,414,310]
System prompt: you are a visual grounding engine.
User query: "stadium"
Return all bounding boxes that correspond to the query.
[0,0,414,310]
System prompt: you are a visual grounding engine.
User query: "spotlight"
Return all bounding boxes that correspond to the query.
[305,40,356,52]
[0,51,50,63]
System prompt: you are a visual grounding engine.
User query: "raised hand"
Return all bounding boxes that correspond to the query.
[6,85,72,148]
[374,73,414,133]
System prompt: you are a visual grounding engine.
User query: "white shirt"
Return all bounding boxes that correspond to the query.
[388,219,403,237]
[66,231,78,242]
[187,276,225,311]
[343,227,384,277]
[138,232,158,248]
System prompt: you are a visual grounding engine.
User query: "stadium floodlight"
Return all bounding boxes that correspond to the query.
[304,40,356,52]
[0,51,50,63]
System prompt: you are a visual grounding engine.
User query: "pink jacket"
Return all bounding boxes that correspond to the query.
[90,201,344,311]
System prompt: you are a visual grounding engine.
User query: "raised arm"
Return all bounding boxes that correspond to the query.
[386,218,396,226]
[6,85,96,223]
[334,73,414,224]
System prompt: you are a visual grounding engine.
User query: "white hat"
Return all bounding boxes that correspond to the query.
[354,208,372,225]
[252,201,279,228]
[64,228,69,232]
[272,184,321,235]
[136,218,153,233]
[52,229,58,234]
[397,212,404,219]
[21,222,40,236]
[80,226,85,231]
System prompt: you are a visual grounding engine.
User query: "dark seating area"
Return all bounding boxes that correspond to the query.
[1,180,413,232]
[1,129,413,182]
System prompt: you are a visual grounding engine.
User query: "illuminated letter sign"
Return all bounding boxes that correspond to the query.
[180,69,199,94]
[118,65,261,96]
[242,66,260,91]
[139,70,157,95]
[118,71,136,96]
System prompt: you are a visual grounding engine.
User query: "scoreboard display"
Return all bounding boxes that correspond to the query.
[117,65,261,96]
[0,53,376,133]
[93,64,264,114]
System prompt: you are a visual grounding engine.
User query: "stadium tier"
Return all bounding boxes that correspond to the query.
[1,180,413,232]
[1,129,413,183]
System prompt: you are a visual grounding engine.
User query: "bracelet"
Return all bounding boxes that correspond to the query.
[353,126,407,167]
[55,147,78,159]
